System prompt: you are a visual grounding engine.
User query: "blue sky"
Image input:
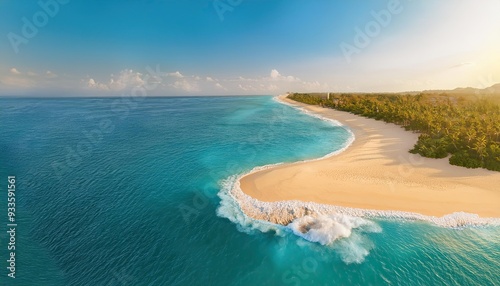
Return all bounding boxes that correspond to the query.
[1,0,500,96]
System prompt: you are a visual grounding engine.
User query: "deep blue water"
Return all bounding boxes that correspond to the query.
[0,96,499,286]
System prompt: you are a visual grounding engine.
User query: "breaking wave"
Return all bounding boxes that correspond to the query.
[288,214,381,246]
[217,175,381,264]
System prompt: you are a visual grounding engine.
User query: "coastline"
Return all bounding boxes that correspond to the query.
[229,94,500,227]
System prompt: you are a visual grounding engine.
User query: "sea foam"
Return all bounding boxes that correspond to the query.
[288,214,381,245]
[217,175,381,264]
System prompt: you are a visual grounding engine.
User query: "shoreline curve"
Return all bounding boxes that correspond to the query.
[229,94,500,228]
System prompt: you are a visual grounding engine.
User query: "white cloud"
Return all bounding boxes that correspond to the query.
[238,84,251,91]
[84,69,204,94]
[227,69,325,93]
[215,82,226,90]
[270,69,280,79]
[269,69,299,82]
[10,68,21,75]
[168,71,184,78]
[237,76,254,82]
[171,79,199,92]
[1,67,329,96]
[46,70,58,78]
[87,78,109,90]
[86,69,145,91]
[110,69,145,90]
[2,68,61,90]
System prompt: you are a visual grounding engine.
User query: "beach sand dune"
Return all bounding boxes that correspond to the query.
[238,95,500,223]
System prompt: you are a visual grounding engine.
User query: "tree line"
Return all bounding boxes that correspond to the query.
[288,92,500,171]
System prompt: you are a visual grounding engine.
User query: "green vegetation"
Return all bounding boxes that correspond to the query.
[288,92,500,171]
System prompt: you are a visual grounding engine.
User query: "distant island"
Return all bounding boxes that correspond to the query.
[288,85,500,172]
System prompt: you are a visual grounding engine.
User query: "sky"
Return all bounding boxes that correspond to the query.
[1,0,500,96]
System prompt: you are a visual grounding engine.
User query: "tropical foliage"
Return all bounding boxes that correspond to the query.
[288,92,500,171]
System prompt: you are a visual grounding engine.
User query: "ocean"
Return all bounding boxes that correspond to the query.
[0,95,498,285]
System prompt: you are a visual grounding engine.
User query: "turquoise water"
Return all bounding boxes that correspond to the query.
[0,96,498,285]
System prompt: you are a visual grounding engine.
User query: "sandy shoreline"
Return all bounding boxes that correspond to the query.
[233,94,500,226]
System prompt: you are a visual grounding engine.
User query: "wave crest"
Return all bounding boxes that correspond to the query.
[217,175,286,235]
[217,175,381,264]
[288,214,381,245]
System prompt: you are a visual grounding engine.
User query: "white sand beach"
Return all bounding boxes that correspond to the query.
[236,94,500,225]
